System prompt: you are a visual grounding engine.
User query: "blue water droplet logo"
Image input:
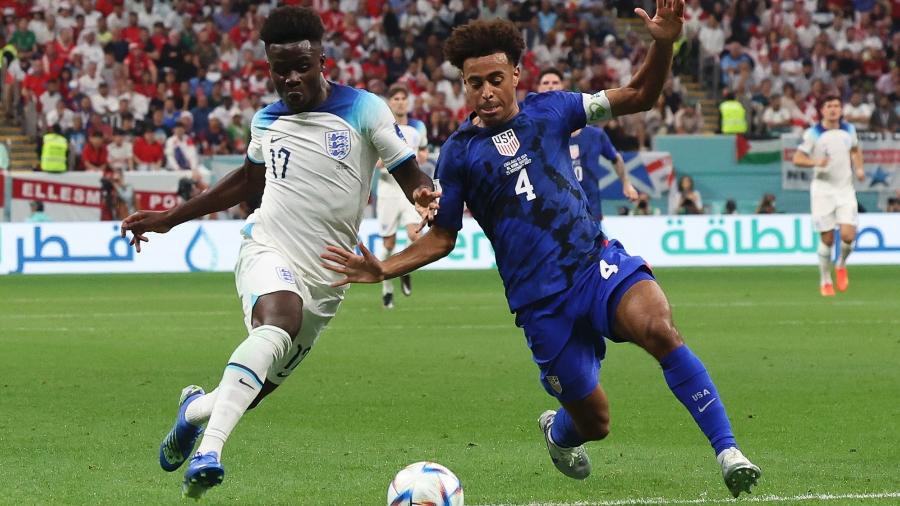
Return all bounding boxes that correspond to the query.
[185,226,218,272]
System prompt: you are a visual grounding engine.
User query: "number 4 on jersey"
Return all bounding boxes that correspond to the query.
[515,168,536,201]
[599,260,618,279]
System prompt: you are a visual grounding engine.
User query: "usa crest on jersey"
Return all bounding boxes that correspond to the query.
[492,129,520,157]
[325,130,351,159]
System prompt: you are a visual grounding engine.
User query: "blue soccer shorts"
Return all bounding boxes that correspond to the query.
[514,240,654,403]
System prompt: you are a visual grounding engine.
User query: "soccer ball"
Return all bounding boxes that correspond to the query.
[387,461,464,506]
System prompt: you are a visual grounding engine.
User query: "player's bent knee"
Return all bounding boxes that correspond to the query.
[641,317,683,359]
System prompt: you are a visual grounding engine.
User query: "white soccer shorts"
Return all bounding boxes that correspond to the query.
[377,196,420,237]
[234,237,341,385]
[811,190,858,232]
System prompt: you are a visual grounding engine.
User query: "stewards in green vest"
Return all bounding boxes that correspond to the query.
[40,125,68,173]
[719,91,748,134]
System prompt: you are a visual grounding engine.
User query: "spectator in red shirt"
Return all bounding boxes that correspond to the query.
[361,52,388,82]
[124,43,158,83]
[40,47,66,81]
[321,0,345,32]
[22,62,49,100]
[342,12,364,48]
[133,128,164,171]
[82,131,109,172]
[122,12,143,45]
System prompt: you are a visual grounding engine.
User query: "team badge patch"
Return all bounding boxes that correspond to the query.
[275,267,295,284]
[547,375,563,394]
[569,144,580,160]
[325,130,351,160]
[492,129,520,157]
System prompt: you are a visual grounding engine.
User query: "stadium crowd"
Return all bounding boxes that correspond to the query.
[2,0,897,172]
[0,0,898,219]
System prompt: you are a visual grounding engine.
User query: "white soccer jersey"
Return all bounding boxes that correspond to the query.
[378,118,428,201]
[796,121,859,195]
[245,83,415,288]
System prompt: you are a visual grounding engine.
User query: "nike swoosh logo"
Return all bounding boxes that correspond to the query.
[238,377,256,390]
[698,398,717,413]
[271,135,288,143]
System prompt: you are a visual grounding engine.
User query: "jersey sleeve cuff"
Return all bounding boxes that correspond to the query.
[386,152,415,173]
[247,152,264,164]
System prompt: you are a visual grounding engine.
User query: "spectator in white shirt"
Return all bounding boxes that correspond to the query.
[45,100,74,131]
[843,91,873,131]
[210,96,242,129]
[762,95,792,134]
[38,80,62,117]
[698,15,725,60]
[164,121,200,172]
[90,82,118,117]
[76,61,103,96]
[29,11,55,45]
[107,129,134,171]
[107,3,128,31]
[72,30,104,66]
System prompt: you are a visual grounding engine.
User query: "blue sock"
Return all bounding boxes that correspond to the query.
[661,345,737,455]
[549,408,586,449]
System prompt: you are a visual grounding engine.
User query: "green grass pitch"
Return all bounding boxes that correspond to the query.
[2,266,899,505]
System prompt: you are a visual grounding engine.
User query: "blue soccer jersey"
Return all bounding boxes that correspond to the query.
[569,126,619,220]
[434,91,614,311]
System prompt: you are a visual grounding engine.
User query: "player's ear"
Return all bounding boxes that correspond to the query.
[320,53,326,69]
[512,66,520,88]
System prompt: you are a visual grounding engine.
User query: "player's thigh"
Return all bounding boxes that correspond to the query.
[834,195,859,240]
[235,238,305,336]
[377,198,403,238]
[611,279,683,361]
[811,192,837,233]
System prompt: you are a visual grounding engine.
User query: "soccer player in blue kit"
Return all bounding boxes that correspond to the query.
[536,69,639,220]
[321,0,760,497]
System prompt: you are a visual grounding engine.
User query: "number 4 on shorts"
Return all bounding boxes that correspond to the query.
[600,259,618,279]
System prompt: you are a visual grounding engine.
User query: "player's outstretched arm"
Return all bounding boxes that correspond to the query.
[121,158,266,251]
[605,0,684,117]
[321,225,457,287]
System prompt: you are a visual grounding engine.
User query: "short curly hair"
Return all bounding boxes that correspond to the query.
[260,6,325,47]
[444,19,526,71]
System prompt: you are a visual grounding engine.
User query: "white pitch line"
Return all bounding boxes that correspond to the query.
[473,491,900,506]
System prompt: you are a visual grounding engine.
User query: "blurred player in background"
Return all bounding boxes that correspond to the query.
[322,1,760,498]
[377,84,431,308]
[120,6,437,499]
[792,96,865,296]
[537,68,639,220]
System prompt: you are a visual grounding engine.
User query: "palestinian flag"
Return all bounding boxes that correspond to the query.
[736,135,781,164]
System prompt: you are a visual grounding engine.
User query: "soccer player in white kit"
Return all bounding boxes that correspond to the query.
[119,7,439,498]
[792,96,865,296]
[377,84,431,308]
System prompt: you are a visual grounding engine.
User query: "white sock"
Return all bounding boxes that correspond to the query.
[838,240,853,268]
[817,240,833,285]
[185,388,218,426]
[195,325,292,458]
[382,248,393,295]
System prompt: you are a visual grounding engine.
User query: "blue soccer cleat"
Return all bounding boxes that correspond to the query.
[182,451,225,499]
[159,385,205,472]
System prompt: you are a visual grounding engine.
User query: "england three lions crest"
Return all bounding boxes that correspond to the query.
[325,130,351,160]
[492,129,520,157]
